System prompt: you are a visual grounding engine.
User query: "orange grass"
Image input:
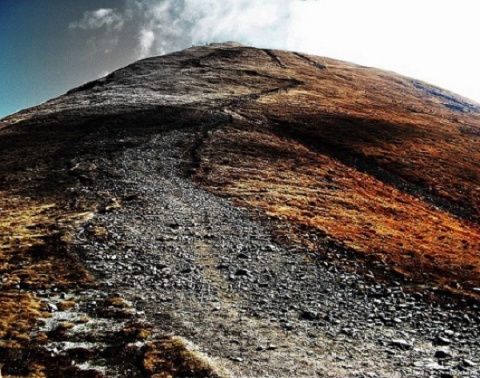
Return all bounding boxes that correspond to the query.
[0,193,93,345]
[195,125,480,299]
[193,47,480,298]
[142,336,224,378]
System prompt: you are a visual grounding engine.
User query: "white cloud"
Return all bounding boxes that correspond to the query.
[70,1,292,58]
[187,0,291,48]
[69,8,126,55]
[139,29,155,57]
[69,8,125,31]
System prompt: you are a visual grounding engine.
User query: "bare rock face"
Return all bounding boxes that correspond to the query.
[0,43,479,377]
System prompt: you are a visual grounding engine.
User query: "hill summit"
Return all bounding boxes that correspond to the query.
[0,43,479,377]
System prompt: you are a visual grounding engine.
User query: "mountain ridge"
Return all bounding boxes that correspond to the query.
[0,43,479,377]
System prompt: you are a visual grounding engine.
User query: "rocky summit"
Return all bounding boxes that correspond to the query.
[0,42,479,377]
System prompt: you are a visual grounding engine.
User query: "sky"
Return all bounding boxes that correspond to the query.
[1,0,480,118]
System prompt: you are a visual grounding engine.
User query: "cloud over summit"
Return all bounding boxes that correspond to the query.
[70,0,292,59]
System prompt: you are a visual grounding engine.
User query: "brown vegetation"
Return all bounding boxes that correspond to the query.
[141,337,224,378]
[193,47,480,300]
[195,123,480,299]
[0,194,94,347]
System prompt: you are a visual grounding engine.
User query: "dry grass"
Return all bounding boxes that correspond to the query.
[0,293,49,348]
[141,336,225,378]
[195,126,480,298]
[0,192,94,357]
[193,48,480,300]
[261,51,480,221]
[57,300,76,311]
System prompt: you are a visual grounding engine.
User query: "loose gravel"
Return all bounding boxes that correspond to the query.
[72,128,480,377]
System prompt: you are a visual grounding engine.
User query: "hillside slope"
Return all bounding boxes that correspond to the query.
[0,43,479,377]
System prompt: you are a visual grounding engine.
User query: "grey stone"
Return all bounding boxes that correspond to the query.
[390,339,413,350]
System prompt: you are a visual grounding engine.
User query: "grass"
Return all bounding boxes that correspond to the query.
[193,47,480,300]
[195,124,480,299]
[141,336,225,378]
[0,192,95,371]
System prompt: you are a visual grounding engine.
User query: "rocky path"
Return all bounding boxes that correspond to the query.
[73,128,479,377]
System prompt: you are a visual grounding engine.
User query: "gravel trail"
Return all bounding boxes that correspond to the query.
[76,128,479,377]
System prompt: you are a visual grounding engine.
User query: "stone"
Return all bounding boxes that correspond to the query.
[463,359,476,367]
[300,310,318,321]
[436,336,452,345]
[47,303,58,312]
[390,339,413,350]
[434,350,452,359]
[235,268,250,276]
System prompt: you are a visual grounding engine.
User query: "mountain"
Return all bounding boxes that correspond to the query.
[0,42,479,377]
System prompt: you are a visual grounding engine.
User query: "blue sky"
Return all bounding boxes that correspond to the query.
[1,0,479,118]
